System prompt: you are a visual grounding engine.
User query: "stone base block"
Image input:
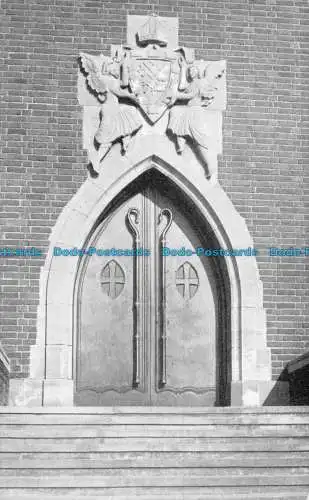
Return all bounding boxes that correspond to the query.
[43,379,74,406]
[9,378,74,407]
[231,380,290,406]
[9,379,43,406]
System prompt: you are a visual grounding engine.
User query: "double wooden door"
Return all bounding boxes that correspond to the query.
[75,177,222,406]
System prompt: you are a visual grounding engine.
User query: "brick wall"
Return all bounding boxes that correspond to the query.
[0,0,308,379]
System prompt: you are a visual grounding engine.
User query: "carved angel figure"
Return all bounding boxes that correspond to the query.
[166,58,225,179]
[80,52,142,173]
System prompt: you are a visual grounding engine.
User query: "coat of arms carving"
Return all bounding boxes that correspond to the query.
[79,13,226,180]
[129,55,179,123]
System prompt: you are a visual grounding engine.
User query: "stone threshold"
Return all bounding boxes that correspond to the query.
[1,406,309,414]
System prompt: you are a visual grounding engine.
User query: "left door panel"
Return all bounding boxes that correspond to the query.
[75,193,148,405]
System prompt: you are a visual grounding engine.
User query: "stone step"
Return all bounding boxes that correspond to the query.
[1,412,309,425]
[0,468,309,487]
[0,487,308,500]
[1,408,308,499]
[1,451,309,468]
[1,436,309,452]
[2,407,309,414]
[1,423,309,438]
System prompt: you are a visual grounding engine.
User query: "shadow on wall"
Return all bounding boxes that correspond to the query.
[0,342,10,406]
[263,352,309,406]
[287,352,309,406]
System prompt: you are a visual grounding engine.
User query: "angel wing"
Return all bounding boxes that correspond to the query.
[204,60,226,85]
[199,60,226,104]
[80,52,113,94]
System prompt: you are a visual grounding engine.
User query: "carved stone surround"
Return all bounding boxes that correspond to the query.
[9,15,289,407]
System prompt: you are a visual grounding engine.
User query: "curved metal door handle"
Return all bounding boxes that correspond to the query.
[157,208,173,386]
[127,207,141,387]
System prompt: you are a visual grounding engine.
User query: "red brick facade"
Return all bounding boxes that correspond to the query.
[0,0,308,379]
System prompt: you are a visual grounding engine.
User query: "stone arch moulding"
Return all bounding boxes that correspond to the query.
[9,141,288,406]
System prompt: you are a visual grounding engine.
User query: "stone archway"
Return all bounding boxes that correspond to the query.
[9,137,287,406]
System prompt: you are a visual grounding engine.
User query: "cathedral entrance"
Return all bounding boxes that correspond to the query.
[74,171,229,406]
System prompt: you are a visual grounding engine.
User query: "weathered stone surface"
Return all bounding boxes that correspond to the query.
[9,380,43,407]
[0,408,309,499]
[43,380,74,407]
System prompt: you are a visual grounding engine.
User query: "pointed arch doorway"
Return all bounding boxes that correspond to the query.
[11,153,278,407]
[74,170,230,406]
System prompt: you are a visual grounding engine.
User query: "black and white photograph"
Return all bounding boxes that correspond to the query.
[0,0,308,498]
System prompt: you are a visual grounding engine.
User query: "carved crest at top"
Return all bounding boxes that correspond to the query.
[80,13,226,124]
[128,47,180,123]
[118,14,183,123]
[137,13,168,47]
[80,14,181,124]
[79,14,227,180]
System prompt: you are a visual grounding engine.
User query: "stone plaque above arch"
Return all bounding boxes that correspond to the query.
[78,13,226,183]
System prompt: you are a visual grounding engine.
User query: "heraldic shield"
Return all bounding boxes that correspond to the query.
[130,55,179,123]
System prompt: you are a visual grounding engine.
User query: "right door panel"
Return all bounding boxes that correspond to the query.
[150,188,218,406]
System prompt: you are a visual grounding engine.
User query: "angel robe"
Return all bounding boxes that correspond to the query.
[94,92,142,147]
[167,79,217,151]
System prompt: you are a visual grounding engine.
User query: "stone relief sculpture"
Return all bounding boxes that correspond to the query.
[80,52,143,174]
[79,13,226,181]
[166,56,225,180]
